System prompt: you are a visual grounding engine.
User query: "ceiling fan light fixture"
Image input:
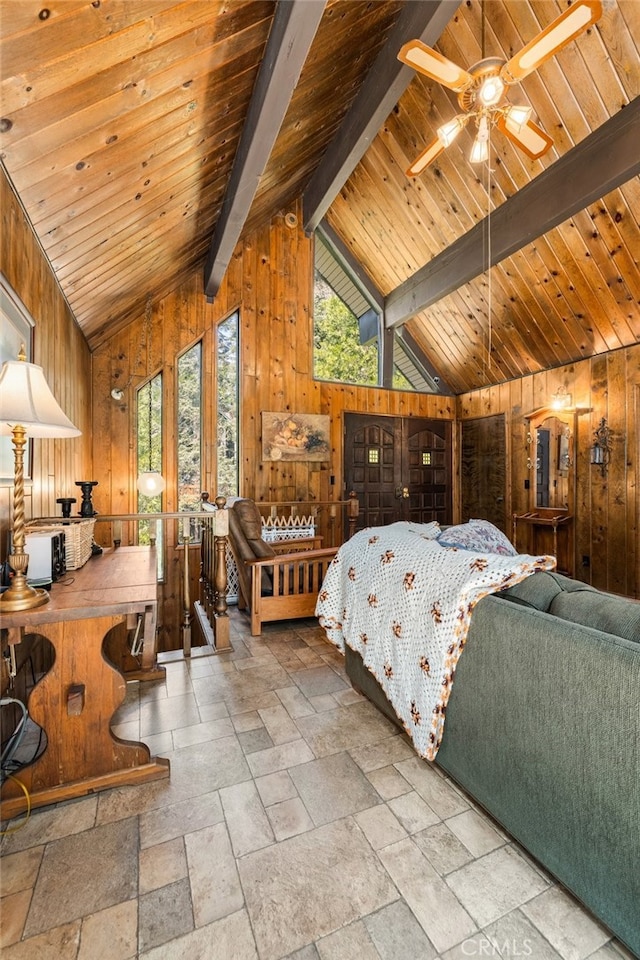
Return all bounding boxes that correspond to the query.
[470,137,489,164]
[470,114,490,164]
[478,75,504,107]
[503,103,533,131]
[400,0,601,175]
[437,116,465,147]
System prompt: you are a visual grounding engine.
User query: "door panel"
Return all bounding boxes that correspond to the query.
[460,414,507,532]
[345,414,452,531]
[345,417,401,529]
[406,421,451,525]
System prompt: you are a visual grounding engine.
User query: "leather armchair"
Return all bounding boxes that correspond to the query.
[227,499,337,636]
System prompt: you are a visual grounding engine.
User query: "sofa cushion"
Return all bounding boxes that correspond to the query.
[497,571,570,611]
[549,590,640,643]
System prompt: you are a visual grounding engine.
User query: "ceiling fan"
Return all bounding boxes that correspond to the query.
[398,0,602,176]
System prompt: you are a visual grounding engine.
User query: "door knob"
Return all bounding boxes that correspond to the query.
[402,486,410,499]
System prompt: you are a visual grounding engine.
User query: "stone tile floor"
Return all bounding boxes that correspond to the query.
[0,612,635,960]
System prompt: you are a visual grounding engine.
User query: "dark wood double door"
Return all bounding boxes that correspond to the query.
[344,414,452,530]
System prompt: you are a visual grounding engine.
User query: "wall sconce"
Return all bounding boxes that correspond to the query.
[590,417,611,477]
[550,386,572,411]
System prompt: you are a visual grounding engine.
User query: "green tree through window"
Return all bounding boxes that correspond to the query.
[313,275,378,385]
[137,372,163,545]
[217,313,239,498]
[177,342,202,533]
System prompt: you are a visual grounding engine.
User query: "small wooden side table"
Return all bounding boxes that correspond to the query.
[0,547,169,819]
[512,511,573,576]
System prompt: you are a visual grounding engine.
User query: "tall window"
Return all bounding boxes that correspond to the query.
[313,233,379,386]
[137,372,163,545]
[217,312,239,497]
[177,342,202,530]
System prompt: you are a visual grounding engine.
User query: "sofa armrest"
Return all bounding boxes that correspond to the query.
[436,593,640,955]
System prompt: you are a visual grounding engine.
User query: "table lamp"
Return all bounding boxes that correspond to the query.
[0,348,81,611]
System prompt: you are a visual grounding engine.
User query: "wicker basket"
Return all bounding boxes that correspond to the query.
[63,519,95,570]
[26,518,96,571]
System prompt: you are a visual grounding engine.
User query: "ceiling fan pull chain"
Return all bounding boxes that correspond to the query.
[486,125,492,371]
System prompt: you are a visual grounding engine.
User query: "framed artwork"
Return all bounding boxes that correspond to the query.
[1,273,35,481]
[262,412,330,462]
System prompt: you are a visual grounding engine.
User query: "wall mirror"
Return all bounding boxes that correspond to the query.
[526,410,574,513]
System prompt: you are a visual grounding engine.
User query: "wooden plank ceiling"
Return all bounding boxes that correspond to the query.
[325,0,640,393]
[1,0,638,394]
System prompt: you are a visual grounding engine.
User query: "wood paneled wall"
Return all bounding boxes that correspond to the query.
[4,170,636,645]
[92,202,456,510]
[91,203,455,647]
[457,346,640,598]
[0,167,92,555]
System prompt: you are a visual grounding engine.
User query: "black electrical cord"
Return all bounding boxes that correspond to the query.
[1,698,46,783]
[1,697,28,785]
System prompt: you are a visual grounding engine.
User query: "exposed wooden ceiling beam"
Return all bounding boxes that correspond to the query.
[302,0,456,236]
[385,97,640,329]
[204,0,326,299]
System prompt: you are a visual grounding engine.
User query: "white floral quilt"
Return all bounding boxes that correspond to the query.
[316,522,556,760]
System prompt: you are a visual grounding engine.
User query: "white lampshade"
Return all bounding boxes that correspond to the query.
[504,103,533,131]
[470,137,489,164]
[437,116,464,148]
[470,115,490,164]
[0,360,81,437]
[137,471,166,496]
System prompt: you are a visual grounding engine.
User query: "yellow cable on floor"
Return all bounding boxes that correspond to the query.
[0,775,31,834]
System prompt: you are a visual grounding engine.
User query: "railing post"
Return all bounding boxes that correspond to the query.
[182,516,192,657]
[213,496,230,651]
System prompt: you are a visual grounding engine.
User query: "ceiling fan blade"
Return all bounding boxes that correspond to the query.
[406,137,446,177]
[496,113,553,160]
[398,40,473,92]
[502,0,602,84]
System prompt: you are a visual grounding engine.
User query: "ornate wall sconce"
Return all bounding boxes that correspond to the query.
[526,430,541,471]
[590,417,612,477]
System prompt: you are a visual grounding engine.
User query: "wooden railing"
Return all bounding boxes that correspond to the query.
[27,494,359,658]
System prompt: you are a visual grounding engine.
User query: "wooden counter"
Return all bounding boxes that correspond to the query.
[0,547,170,819]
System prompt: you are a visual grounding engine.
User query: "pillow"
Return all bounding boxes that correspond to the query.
[437,519,518,557]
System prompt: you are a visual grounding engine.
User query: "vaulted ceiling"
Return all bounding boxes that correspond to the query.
[1,0,638,394]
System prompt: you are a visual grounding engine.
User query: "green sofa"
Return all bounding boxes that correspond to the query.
[344,572,640,956]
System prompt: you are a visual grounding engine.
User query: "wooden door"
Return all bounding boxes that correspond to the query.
[460,415,507,532]
[344,414,452,531]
